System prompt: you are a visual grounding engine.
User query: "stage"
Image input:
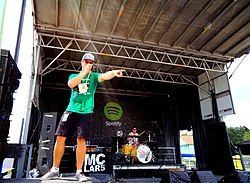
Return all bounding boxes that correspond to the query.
[112,164,186,178]
[2,177,162,183]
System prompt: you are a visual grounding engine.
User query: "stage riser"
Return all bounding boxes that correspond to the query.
[113,164,186,178]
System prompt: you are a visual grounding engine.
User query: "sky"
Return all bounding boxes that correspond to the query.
[224,55,250,128]
[2,0,33,143]
[1,0,250,144]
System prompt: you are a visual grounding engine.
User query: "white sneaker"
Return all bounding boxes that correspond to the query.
[40,170,59,180]
[75,172,88,182]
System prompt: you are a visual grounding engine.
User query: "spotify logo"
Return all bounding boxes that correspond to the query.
[104,102,123,121]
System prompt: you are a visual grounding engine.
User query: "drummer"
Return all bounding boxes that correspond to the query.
[127,127,140,146]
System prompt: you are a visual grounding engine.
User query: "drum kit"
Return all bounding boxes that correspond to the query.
[117,131,156,164]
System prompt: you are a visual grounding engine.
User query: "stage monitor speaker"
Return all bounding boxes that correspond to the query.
[205,122,235,175]
[37,112,61,175]
[160,171,190,183]
[191,171,217,183]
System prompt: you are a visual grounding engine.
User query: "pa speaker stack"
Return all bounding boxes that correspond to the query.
[0,49,21,165]
[0,49,21,118]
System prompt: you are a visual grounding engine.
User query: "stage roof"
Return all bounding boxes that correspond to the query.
[32,0,250,93]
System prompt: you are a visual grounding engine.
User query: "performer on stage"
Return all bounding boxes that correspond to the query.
[41,53,125,182]
[127,127,140,146]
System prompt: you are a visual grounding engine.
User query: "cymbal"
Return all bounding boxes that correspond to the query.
[127,135,140,138]
[112,136,123,139]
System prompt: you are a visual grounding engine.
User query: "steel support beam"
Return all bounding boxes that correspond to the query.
[188,0,236,49]
[110,0,127,35]
[37,32,227,73]
[35,25,233,60]
[41,58,197,85]
[126,0,149,38]
[172,0,215,46]
[200,5,250,51]
[142,0,169,41]
[40,40,72,74]
[92,0,104,33]
[212,22,250,54]
[158,0,190,44]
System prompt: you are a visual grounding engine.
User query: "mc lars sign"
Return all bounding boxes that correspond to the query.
[83,153,106,173]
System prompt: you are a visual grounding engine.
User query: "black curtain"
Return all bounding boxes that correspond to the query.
[160,94,181,164]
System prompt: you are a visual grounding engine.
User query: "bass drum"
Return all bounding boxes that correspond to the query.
[136,145,152,163]
[122,144,137,157]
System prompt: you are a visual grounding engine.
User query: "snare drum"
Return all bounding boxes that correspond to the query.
[136,145,152,163]
[122,144,137,157]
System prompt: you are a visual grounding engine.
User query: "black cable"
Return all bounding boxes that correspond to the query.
[27,111,43,145]
[229,54,247,79]
[27,86,44,145]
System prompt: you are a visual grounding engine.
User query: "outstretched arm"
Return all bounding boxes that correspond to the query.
[98,70,125,82]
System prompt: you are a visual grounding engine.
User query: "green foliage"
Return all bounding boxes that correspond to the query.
[227,126,250,144]
[243,132,250,141]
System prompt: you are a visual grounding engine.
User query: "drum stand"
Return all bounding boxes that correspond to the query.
[116,138,119,153]
[113,137,123,153]
[148,133,151,143]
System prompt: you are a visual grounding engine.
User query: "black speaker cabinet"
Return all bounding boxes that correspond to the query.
[37,112,61,175]
[0,49,21,118]
[0,118,10,163]
[205,122,235,175]
[191,171,217,183]
[160,171,190,183]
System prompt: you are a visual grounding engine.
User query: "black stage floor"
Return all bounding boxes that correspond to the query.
[1,177,161,183]
[1,164,186,183]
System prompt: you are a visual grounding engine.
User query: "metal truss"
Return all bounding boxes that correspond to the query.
[41,58,197,85]
[96,64,197,85]
[37,33,227,73]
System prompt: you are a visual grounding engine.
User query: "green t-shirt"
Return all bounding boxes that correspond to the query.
[66,72,101,114]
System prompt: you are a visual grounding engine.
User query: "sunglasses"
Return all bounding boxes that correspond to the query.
[84,60,94,64]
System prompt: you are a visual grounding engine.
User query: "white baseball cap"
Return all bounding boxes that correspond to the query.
[82,52,95,62]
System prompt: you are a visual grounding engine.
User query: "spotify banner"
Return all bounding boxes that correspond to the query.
[91,93,160,147]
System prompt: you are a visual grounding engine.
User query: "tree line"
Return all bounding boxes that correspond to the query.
[227,126,250,144]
